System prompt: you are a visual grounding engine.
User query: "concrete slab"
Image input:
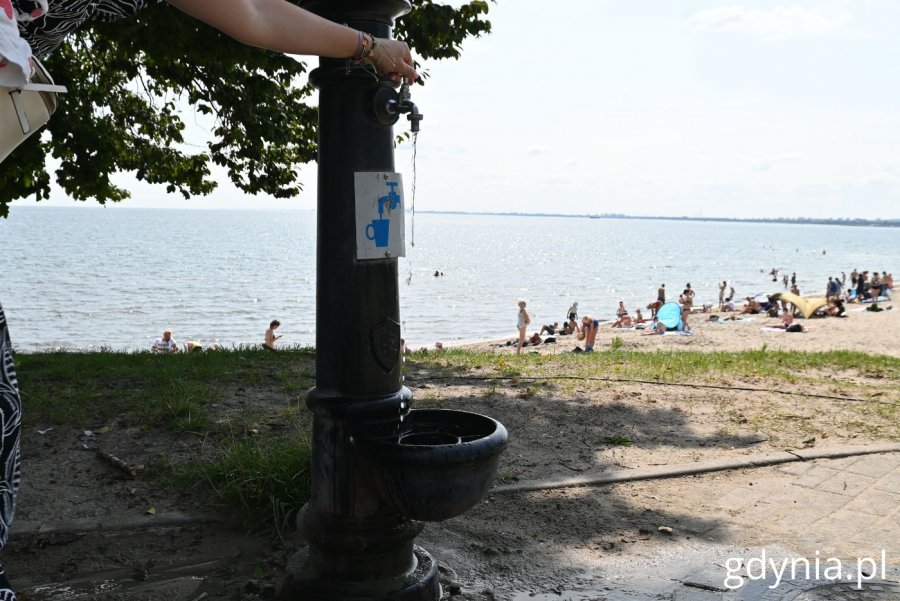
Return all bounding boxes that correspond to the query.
[872,467,900,494]
[842,489,900,518]
[842,457,900,479]
[815,472,879,497]
[795,466,842,489]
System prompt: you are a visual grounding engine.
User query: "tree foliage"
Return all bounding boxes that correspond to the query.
[0,0,492,217]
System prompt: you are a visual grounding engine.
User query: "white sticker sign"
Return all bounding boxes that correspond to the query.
[355,172,405,260]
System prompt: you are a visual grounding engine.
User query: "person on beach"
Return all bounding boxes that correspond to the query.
[0,303,22,598]
[870,272,883,300]
[728,285,736,302]
[151,329,178,353]
[539,322,559,335]
[564,309,581,335]
[827,276,843,300]
[856,272,867,300]
[516,300,531,355]
[579,315,599,352]
[740,297,762,315]
[647,300,661,320]
[567,302,579,322]
[611,314,634,329]
[1,0,418,121]
[182,340,203,353]
[634,308,645,324]
[770,309,795,329]
[681,305,692,333]
[680,288,694,312]
[719,281,727,308]
[643,321,667,335]
[264,320,282,350]
[823,298,847,318]
[657,284,666,304]
[615,301,628,319]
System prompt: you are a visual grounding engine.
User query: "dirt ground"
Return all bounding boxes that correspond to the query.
[4,352,898,600]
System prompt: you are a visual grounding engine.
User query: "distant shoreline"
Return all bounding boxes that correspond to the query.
[10,205,899,227]
[419,211,900,228]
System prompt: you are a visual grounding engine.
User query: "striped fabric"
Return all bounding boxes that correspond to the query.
[15,0,160,57]
[0,302,21,600]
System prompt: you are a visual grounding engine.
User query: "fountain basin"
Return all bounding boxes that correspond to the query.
[353,409,508,522]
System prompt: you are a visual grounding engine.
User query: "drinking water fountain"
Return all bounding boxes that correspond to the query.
[279,2,507,600]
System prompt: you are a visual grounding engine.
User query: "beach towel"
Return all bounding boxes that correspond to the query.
[655,302,683,331]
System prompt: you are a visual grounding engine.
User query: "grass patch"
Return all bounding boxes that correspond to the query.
[174,435,313,536]
[16,348,317,429]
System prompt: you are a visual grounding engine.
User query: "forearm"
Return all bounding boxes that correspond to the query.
[167,0,358,58]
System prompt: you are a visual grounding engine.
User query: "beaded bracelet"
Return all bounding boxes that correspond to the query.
[352,31,375,62]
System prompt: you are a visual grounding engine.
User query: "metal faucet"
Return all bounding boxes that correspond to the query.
[379,83,424,132]
[397,84,423,133]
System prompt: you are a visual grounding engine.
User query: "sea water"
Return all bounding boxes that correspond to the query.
[0,206,897,351]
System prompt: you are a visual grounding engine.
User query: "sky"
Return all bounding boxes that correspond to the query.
[20,0,900,219]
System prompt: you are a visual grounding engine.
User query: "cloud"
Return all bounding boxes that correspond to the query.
[684,5,853,40]
[523,146,551,157]
[751,153,801,171]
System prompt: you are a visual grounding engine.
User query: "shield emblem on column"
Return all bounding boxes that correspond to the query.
[369,317,401,373]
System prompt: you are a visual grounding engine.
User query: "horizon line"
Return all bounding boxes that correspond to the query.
[9,204,899,225]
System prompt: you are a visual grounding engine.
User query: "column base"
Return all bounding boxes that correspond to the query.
[280,545,440,601]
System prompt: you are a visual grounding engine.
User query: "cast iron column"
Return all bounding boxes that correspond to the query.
[281,1,439,599]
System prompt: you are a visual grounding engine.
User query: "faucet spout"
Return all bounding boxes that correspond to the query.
[373,82,424,132]
[406,102,422,133]
[398,84,424,133]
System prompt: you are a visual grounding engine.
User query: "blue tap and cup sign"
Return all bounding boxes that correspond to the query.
[365,181,401,248]
[355,173,405,260]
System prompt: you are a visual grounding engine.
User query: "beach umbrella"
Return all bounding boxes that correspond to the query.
[656,302,683,330]
[770,292,829,319]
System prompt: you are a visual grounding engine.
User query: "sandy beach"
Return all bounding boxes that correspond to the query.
[459,302,900,357]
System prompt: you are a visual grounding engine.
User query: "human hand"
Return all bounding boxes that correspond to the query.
[370,38,419,85]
